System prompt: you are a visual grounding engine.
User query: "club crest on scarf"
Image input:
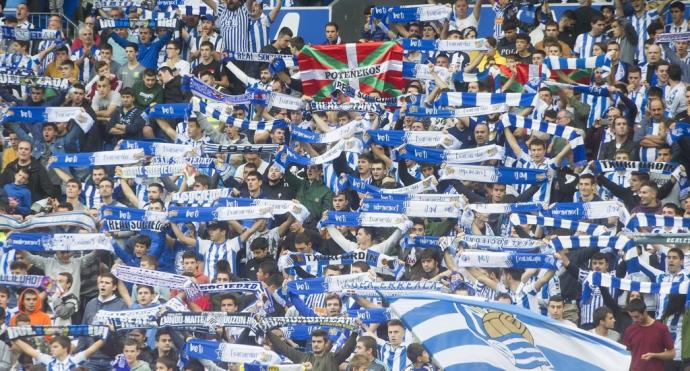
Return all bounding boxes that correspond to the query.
[460,305,554,369]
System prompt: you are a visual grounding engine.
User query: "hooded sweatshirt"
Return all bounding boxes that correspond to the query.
[10,288,51,326]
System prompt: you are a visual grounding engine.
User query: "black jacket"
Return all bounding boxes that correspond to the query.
[0,158,59,202]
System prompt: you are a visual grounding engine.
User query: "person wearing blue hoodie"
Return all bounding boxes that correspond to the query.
[3,167,32,215]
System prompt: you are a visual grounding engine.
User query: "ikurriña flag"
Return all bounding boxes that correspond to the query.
[297,41,405,101]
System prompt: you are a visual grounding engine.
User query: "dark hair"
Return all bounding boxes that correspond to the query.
[51,336,72,351]
[200,40,214,50]
[294,232,311,245]
[250,237,269,251]
[10,261,28,271]
[325,21,339,31]
[593,306,613,326]
[278,27,293,38]
[579,173,596,184]
[137,285,154,295]
[158,66,174,75]
[310,328,331,342]
[668,247,685,260]
[98,272,119,286]
[126,43,139,52]
[246,170,263,181]
[352,261,370,272]
[266,272,284,288]
[182,251,197,261]
[669,64,682,81]
[529,138,547,150]
[515,33,531,43]
[156,356,177,371]
[58,272,73,286]
[407,343,425,362]
[120,87,134,97]
[503,268,524,281]
[548,295,564,304]
[388,319,405,329]
[626,298,646,313]
[590,13,605,24]
[258,260,278,275]
[143,68,157,78]
[357,335,378,357]
[155,329,173,341]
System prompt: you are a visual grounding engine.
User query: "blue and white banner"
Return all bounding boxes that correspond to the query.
[98,18,178,29]
[549,235,634,252]
[401,235,544,252]
[3,106,92,132]
[0,212,97,232]
[186,76,254,105]
[146,103,190,119]
[5,233,114,252]
[0,74,70,91]
[585,271,689,297]
[440,165,547,184]
[341,175,438,196]
[0,274,48,288]
[286,273,371,295]
[656,31,690,43]
[455,251,557,269]
[510,214,608,235]
[119,164,185,179]
[394,144,504,165]
[542,201,629,224]
[373,5,451,23]
[500,114,586,164]
[389,293,630,370]
[359,199,462,218]
[626,213,690,231]
[143,6,213,19]
[278,138,362,166]
[192,97,287,131]
[7,325,108,340]
[150,156,215,167]
[435,92,539,108]
[185,340,283,364]
[401,38,489,52]
[101,206,168,232]
[265,92,305,111]
[201,143,279,155]
[543,54,610,71]
[49,149,143,168]
[171,187,232,206]
[468,202,542,215]
[405,104,509,118]
[168,206,273,222]
[1,27,60,41]
[291,120,370,144]
[225,51,297,67]
[595,160,676,174]
[216,197,310,223]
[120,140,194,157]
[309,101,384,114]
[331,80,403,106]
[280,250,404,278]
[320,211,407,228]
[368,129,461,149]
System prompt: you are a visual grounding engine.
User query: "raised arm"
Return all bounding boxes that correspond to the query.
[325,225,358,252]
[12,339,39,359]
[170,222,196,247]
[201,0,217,13]
[268,0,282,22]
[502,126,524,158]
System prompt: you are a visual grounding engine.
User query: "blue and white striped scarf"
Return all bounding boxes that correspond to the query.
[582,271,690,306]
[510,214,608,235]
[500,114,586,165]
[319,211,407,228]
[280,250,405,278]
[0,212,96,232]
[440,165,548,184]
[626,213,690,231]
[192,97,287,131]
[168,205,273,222]
[359,199,462,218]
[5,233,114,252]
[401,235,544,252]
[543,54,611,72]
[1,27,60,41]
[405,104,509,118]
[455,251,557,269]
[369,130,460,149]
[291,120,370,144]
[120,140,193,157]
[185,75,255,105]
[277,139,363,167]
[435,92,539,108]
[401,38,489,52]
[548,235,634,252]
[101,206,168,232]
[49,149,143,168]
[393,144,504,164]
[339,175,437,196]
[217,197,310,223]
[98,18,177,29]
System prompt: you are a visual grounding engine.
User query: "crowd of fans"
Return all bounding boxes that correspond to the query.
[0,0,689,370]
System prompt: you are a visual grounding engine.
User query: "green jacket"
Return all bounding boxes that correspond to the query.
[268,331,357,371]
[284,171,333,223]
[131,80,163,109]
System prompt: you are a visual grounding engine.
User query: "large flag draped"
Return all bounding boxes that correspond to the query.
[389,293,630,371]
[298,41,404,100]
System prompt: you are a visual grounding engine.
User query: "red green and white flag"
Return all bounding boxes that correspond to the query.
[297,41,405,101]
